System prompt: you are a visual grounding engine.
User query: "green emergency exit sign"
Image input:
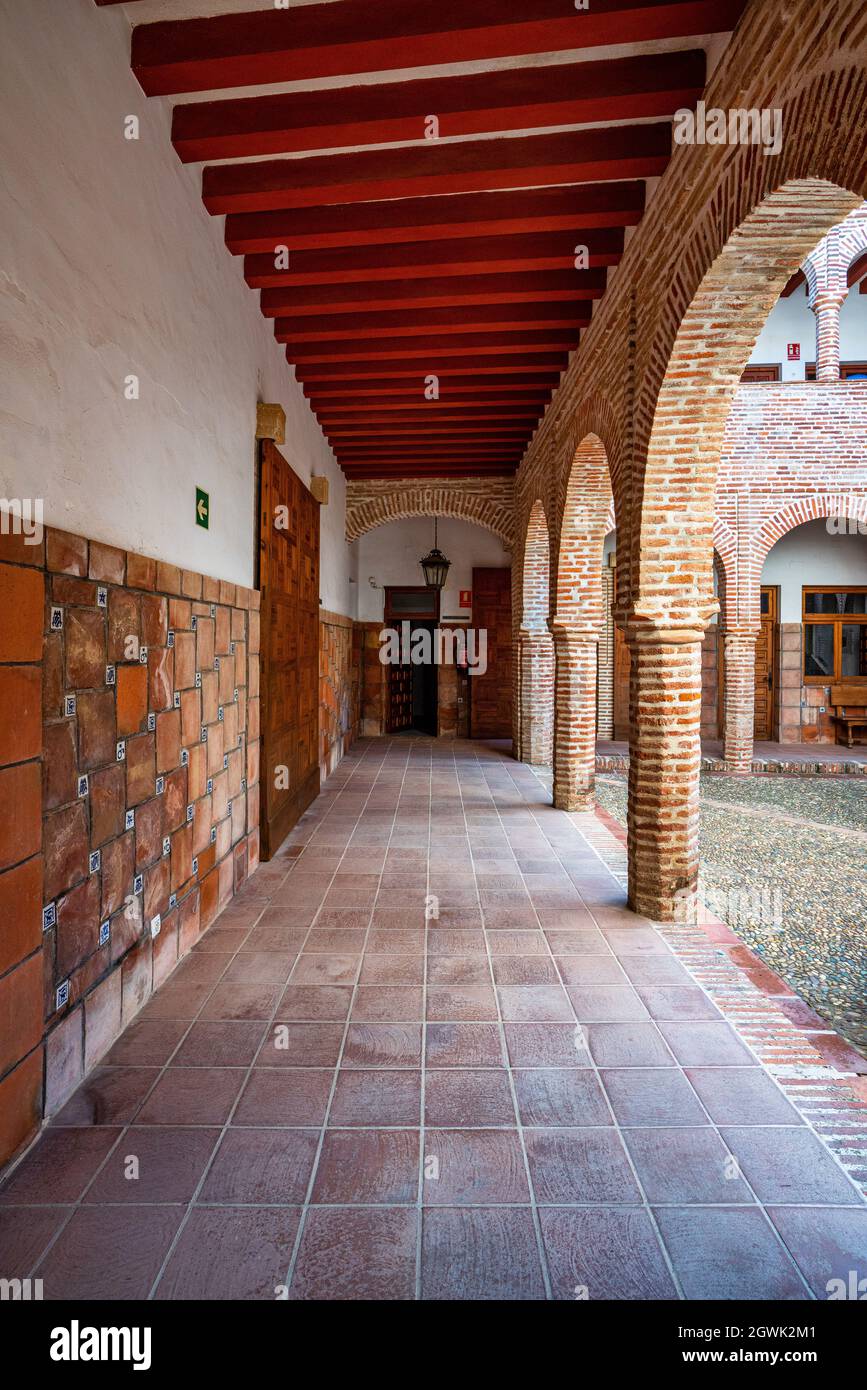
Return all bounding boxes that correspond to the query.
[195,487,210,530]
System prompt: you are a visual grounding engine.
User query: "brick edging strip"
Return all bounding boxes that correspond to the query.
[596,752,867,777]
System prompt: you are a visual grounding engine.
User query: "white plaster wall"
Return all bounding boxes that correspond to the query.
[0,0,352,612]
[355,517,511,623]
[761,519,867,621]
[748,280,867,379]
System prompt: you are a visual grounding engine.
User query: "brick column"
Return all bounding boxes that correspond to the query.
[516,629,554,766]
[551,624,598,809]
[811,290,846,382]
[722,628,757,773]
[627,627,703,923]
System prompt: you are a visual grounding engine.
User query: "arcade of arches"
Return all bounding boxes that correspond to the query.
[1,0,866,1298]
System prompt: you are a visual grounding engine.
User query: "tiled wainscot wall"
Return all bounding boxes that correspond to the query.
[0,527,261,1168]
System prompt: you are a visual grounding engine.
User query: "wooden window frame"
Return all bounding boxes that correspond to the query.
[802,585,867,684]
[805,361,867,380]
[383,585,440,623]
[740,363,782,382]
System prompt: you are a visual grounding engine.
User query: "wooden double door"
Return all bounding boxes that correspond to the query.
[258,439,320,858]
[753,586,777,740]
[470,567,511,738]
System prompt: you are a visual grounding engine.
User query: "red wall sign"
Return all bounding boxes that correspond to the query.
[787,342,801,360]
[459,590,472,607]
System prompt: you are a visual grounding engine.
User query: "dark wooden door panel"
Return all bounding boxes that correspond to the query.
[388,661,413,732]
[613,623,630,740]
[470,566,511,738]
[754,586,777,740]
[259,438,320,858]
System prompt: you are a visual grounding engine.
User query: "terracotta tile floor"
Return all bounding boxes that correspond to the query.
[2,738,866,1301]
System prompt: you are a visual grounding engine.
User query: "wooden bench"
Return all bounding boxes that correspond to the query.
[830,684,867,747]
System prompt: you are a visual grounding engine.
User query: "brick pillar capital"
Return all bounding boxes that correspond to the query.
[627,622,707,647]
[810,287,848,313]
[549,619,600,645]
[627,601,718,645]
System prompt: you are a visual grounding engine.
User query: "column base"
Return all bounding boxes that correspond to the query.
[553,787,595,812]
[628,883,699,925]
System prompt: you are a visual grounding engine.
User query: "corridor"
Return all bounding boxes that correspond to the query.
[1,739,864,1301]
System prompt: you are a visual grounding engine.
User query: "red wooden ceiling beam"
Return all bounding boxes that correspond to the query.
[328,430,533,444]
[172,49,704,161]
[341,466,518,477]
[335,443,525,454]
[294,353,568,381]
[337,459,524,469]
[308,381,555,399]
[202,124,670,214]
[332,436,525,447]
[287,331,579,363]
[225,183,645,254]
[308,391,556,408]
[318,403,543,420]
[337,460,525,470]
[780,269,806,297]
[276,304,590,344]
[311,390,552,408]
[337,446,523,457]
[325,424,538,440]
[128,0,745,96]
[848,251,867,286]
[244,228,623,289]
[261,268,606,318]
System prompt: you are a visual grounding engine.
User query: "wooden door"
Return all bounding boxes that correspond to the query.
[754,585,777,739]
[611,559,630,740]
[387,661,413,732]
[258,439,320,858]
[470,567,511,738]
[612,625,630,740]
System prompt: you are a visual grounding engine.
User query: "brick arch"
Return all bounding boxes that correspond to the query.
[637,177,861,633]
[754,494,867,567]
[630,52,867,628]
[803,206,867,303]
[521,499,551,633]
[514,499,555,766]
[555,397,627,604]
[345,480,514,547]
[719,495,867,633]
[553,432,613,628]
[712,516,738,582]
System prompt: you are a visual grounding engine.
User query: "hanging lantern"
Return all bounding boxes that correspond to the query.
[419,516,451,590]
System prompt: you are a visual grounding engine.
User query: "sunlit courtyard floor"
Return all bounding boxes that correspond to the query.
[594,773,867,1055]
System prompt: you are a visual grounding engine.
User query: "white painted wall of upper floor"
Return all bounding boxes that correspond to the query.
[748,280,867,379]
[761,520,867,622]
[354,517,511,624]
[0,0,353,614]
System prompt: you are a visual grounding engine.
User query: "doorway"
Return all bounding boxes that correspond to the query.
[470,566,511,738]
[384,588,439,736]
[754,585,778,739]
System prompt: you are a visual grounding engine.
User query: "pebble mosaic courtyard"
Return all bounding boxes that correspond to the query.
[594,774,867,1055]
